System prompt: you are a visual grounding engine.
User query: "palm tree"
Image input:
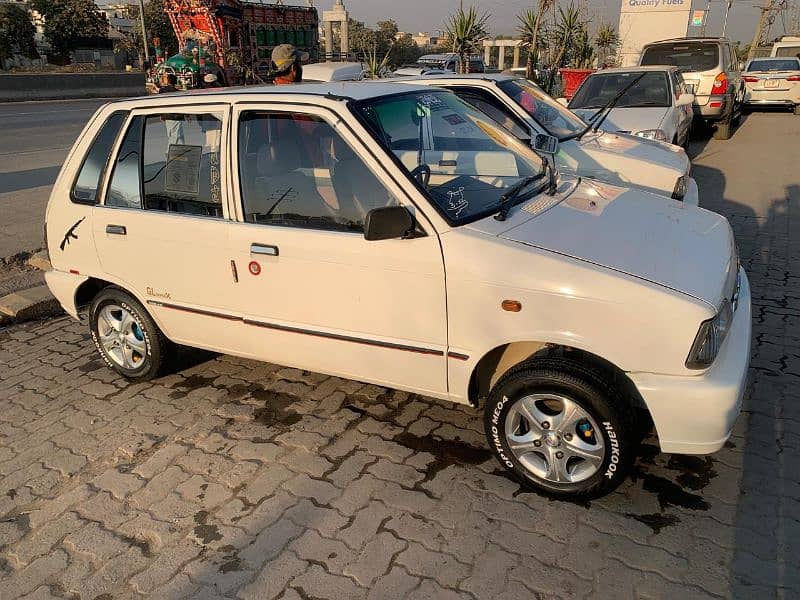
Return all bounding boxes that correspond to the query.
[595,23,619,66]
[572,27,595,69]
[545,2,585,94]
[517,0,553,80]
[444,5,490,74]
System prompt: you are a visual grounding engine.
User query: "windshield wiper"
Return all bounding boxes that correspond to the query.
[571,72,648,141]
[494,173,546,221]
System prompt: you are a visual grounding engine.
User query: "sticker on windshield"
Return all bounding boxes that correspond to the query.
[417,94,444,108]
[446,187,468,217]
[442,113,467,125]
[165,144,202,194]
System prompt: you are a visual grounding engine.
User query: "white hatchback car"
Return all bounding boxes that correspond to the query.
[565,66,695,147]
[45,83,750,499]
[399,74,700,205]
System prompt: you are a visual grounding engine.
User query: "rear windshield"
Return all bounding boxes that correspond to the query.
[748,58,800,71]
[570,71,670,109]
[641,42,719,72]
[774,45,800,58]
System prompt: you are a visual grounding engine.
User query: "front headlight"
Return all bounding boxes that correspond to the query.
[634,129,667,141]
[686,299,733,369]
[672,174,689,200]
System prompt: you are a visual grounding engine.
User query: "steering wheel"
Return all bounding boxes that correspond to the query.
[409,164,431,188]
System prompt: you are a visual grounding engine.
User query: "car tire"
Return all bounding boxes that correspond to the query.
[89,287,170,381]
[484,358,636,500]
[794,104,800,115]
[713,111,733,140]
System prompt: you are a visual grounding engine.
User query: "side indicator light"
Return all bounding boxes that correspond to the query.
[501,300,522,312]
[69,269,80,275]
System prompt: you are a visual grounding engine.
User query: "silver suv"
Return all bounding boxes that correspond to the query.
[640,37,744,140]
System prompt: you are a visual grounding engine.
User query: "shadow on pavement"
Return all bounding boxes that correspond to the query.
[0,165,61,195]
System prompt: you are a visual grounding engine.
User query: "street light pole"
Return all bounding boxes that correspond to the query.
[137,0,151,66]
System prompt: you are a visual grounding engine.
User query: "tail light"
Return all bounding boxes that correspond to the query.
[787,75,800,81]
[712,72,729,95]
[742,76,759,83]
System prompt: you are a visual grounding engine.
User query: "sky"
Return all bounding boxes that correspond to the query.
[319,0,797,45]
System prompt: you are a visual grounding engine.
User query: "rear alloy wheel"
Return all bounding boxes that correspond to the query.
[484,359,636,499]
[89,287,169,381]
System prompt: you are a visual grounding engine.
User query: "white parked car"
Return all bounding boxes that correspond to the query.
[301,61,366,83]
[45,83,750,499]
[398,74,700,205]
[743,57,800,115]
[564,66,694,147]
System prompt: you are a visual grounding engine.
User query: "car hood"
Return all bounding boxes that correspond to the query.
[466,178,733,307]
[572,107,670,135]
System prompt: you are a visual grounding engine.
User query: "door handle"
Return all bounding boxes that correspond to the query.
[250,243,279,256]
[106,224,127,235]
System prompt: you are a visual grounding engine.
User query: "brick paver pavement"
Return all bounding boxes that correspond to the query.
[1,114,798,598]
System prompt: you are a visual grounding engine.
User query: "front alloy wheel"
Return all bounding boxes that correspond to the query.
[485,359,635,499]
[505,393,605,484]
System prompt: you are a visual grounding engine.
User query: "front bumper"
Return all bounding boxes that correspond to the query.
[628,268,752,454]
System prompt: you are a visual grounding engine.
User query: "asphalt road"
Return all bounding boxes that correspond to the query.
[0,99,106,259]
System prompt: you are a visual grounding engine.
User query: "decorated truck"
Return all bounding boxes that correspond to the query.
[156,0,319,89]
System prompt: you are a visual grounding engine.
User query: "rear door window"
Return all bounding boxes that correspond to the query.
[641,42,720,72]
[71,111,126,204]
[105,111,225,217]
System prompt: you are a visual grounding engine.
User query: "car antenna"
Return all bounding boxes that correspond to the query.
[575,72,647,141]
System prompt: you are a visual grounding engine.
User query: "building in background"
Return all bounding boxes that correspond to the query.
[618,0,691,66]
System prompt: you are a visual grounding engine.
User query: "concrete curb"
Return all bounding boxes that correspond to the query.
[0,285,63,323]
[0,251,62,327]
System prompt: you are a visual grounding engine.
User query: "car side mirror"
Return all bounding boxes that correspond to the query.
[676,92,694,107]
[533,133,559,155]
[364,206,415,241]
[556,97,568,106]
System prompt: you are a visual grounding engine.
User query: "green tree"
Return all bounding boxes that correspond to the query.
[30,0,108,61]
[595,23,618,65]
[545,2,585,93]
[392,32,424,67]
[114,0,178,63]
[444,4,489,73]
[517,0,553,79]
[571,27,595,68]
[0,4,38,69]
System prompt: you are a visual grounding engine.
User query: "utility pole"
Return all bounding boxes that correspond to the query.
[722,0,733,37]
[747,0,777,61]
[137,0,151,66]
[700,0,712,35]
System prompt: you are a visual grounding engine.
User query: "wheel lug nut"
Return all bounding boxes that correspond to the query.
[556,451,564,459]
[533,439,542,447]
[542,421,550,429]
[564,433,573,441]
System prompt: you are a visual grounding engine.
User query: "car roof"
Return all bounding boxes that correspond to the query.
[589,65,677,74]
[106,81,434,106]
[644,37,731,45]
[391,73,516,84]
[302,62,365,81]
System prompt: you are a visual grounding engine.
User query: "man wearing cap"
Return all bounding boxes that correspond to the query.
[271,44,309,85]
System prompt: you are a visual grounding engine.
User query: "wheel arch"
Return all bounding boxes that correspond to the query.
[468,341,649,422]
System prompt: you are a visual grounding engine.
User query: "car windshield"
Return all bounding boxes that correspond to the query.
[640,42,719,72]
[570,71,670,109]
[354,90,545,225]
[748,58,800,71]
[497,78,586,140]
